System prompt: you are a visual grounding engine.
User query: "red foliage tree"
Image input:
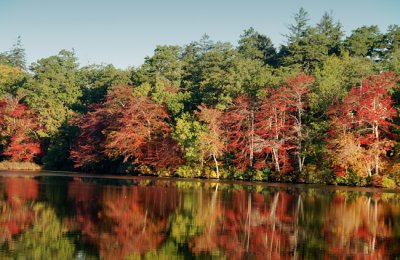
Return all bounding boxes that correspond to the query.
[225,73,313,174]
[328,72,398,176]
[70,105,112,167]
[105,94,182,169]
[71,85,182,170]
[224,95,258,170]
[70,85,133,168]
[255,88,295,173]
[0,96,41,162]
[283,73,314,172]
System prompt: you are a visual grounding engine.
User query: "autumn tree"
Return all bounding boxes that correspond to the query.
[256,88,295,173]
[328,72,398,177]
[105,92,182,170]
[253,73,313,174]
[327,132,371,177]
[283,73,314,172]
[0,94,41,162]
[196,105,225,178]
[224,95,258,170]
[71,85,135,169]
[71,85,181,171]
[69,104,112,168]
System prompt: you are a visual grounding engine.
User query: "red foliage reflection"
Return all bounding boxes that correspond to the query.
[66,179,179,258]
[0,177,38,243]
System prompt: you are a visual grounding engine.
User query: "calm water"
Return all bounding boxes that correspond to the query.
[0,172,399,259]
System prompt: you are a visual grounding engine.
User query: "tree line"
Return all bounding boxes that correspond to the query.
[1,9,400,186]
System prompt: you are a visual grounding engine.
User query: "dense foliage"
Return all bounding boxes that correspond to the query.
[1,9,400,187]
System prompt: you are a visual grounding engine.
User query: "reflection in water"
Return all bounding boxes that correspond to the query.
[0,174,400,259]
[323,195,395,258]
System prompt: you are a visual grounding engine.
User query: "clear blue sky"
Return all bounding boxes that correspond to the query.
[0,0,399,68]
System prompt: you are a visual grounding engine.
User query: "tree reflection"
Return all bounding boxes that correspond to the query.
[189,189,296,259]
[323,194,394,258]
[0,177,75,258]
[0,176,400,258]
[10,204,75,259]
[67,178,179,259]
[0,177,37,243]
[5,177,38,205]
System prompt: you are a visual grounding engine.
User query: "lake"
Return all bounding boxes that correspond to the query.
[0,171,399,259]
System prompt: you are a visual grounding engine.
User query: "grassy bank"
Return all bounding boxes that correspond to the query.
[0,161,42,171]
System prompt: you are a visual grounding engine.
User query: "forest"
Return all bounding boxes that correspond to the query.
[1,8,400,187]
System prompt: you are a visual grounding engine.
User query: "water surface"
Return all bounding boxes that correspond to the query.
[0,171,399,259]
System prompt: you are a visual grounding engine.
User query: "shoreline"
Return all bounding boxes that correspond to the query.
[0,170,399,194]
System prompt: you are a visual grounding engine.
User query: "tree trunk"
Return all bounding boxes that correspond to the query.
[297,96,304,173]
[374,123,379,175]
[272,148,280,173]
[212,153,219,179]
[249,109,254,168]
[298,156,305,173]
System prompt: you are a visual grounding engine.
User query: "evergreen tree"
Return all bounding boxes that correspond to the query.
[238,27,277,65]
[344,25,385,60]
[287,7,310,43]
[316,12,344,55]
[134,45,183,86]
[22,50,81,135]
[0,36,26,70]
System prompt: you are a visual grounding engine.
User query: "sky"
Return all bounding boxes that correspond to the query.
[0,0,399,68]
